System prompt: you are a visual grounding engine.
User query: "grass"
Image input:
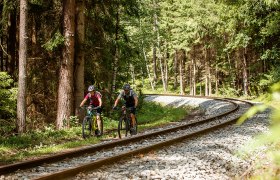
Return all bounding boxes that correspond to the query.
[0,101,191,164]
[238,91,280,179]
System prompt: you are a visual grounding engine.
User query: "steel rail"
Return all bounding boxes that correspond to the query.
[0,95,240,175]
[34,98,252,180]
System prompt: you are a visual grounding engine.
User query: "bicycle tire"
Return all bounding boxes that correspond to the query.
[118,117,129,139]
[82,116,92,139]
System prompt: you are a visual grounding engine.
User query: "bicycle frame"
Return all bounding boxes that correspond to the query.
[117,106,137,139]
[85,106,98,129]
[82,106,103,138]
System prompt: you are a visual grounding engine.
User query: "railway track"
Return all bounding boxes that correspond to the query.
[0,95,253,180]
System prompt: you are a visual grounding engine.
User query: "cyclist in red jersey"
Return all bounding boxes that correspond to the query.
[80,85,102,135]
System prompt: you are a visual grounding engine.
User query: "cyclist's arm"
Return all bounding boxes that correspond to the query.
[113,92,123,107]
[134,96,138,108]
[98,96,102,107]
[80,98,87,107]
[114,97,120,107]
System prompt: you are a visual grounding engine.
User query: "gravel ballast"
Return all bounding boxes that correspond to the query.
[75,96,270,180]
[1,96,270,180]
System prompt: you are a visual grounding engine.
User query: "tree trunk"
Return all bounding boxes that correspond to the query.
[159,51,167,92]
[178,49,186,95]
[30,13,38,56]
[215,63,218,96]
[56,0,75,130]
[157,30,167,92]
[189,62,193,95]
[17,0,28,134]
[153,45,157,84]
[0,36,3,71]
[74,0,85,120]
[164,51,169,90]
[112,8,119,92]
[173,50,178,89]
[192,58,196,96]
[7,10,17,76]
[152,0,157,84]
[142,44,154,90]
[243,47,248,96]
[208,65,212,96]
[0,4,2,71]
[204,47,209,96]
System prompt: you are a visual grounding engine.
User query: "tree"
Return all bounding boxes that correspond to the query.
[74,0,85,119]
[56,0,76,129]
[17,0,28,134]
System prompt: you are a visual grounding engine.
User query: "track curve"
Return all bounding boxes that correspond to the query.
[0,95,253,180]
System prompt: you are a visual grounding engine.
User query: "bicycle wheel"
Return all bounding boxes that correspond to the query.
[118,117,129,139]
[82,116,92,139]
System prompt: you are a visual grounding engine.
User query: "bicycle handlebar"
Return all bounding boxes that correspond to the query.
[112,106,135,111]
[80,105,101,110]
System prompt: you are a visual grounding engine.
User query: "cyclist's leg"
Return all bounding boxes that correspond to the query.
[96,108,102,134]
[130,107,137,134]
[130,107,136,126]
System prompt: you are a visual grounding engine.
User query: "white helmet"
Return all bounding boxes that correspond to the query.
[88,85,95,92]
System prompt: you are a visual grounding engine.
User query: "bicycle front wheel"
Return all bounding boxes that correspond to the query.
[118,117,129,139]
[82,116,92,139]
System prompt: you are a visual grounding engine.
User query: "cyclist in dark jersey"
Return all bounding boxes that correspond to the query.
[113,84,138,134]
[80,85,102,135]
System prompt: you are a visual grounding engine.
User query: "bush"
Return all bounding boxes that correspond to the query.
[0,72,17,119]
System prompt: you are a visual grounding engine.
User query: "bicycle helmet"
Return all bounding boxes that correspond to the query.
[123,84,130,90]
[88,85,95,92]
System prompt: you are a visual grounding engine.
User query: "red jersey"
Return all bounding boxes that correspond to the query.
[84,91,101,107]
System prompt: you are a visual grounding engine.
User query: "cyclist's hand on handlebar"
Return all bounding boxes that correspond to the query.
[112,106,117,110]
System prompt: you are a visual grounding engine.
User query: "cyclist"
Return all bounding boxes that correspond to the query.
[80,85,102,136]
[113,84,138,135]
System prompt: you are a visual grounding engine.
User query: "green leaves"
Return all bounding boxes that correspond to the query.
[0,72,17,118]
[42,31,64,51]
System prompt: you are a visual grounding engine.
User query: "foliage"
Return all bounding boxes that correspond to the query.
[259,67,280,92]
[0,72,17,119]
[42,31,64,51]
[237,81,280,178]
[220,86,240,97]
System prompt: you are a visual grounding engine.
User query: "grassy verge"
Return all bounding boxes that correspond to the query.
[0,101,191,164]
[239,92,280,179]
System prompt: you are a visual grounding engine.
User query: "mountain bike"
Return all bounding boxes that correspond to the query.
[81,106,103,139]
[116,106,138,139]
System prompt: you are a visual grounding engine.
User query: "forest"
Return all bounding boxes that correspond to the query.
[0,0,279,134]
[0,0,280,178]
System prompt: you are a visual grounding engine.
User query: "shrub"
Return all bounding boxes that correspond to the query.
[0,72,17,119]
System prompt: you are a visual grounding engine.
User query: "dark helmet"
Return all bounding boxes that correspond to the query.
[88,85,95,92]
[123,84,130,90]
